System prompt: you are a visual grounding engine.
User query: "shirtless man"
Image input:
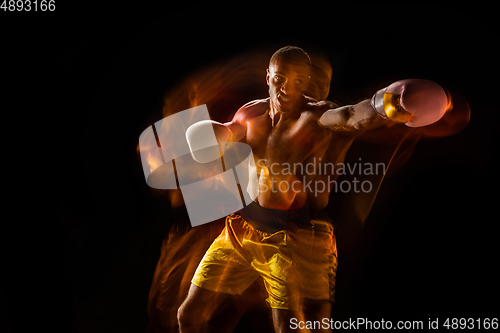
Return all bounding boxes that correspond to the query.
[178,46,449,332]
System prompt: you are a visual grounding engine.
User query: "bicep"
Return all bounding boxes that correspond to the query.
[318,106,352,131]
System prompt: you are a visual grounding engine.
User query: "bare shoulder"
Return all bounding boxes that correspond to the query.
[304,96,340,117]
[232,98,269,124]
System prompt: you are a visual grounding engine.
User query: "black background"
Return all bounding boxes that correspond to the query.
[2,3,499,332]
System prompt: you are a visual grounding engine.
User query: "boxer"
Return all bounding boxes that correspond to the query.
[179,46,449,333]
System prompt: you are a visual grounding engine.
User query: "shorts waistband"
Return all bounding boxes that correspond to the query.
[237,201,313,234]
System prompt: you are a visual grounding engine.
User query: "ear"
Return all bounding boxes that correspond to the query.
[266,69,270,86]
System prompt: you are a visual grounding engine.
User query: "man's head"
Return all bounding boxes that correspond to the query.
[266,46,311,113]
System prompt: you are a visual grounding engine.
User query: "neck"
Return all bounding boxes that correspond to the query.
[269,100,302,126]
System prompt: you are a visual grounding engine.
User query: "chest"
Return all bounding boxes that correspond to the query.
[246,112,331,161]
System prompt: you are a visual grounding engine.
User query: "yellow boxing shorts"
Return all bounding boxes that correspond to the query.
[191,213,338,310]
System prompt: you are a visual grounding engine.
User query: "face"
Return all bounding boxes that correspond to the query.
[266,57,310,112]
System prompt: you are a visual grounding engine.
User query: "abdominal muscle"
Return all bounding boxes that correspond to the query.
[246,157,327,212]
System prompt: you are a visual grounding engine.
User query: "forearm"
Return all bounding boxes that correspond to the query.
[319,99,388,131]
[347,99,389,130]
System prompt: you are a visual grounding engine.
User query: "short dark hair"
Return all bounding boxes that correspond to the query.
[269,46,311,68]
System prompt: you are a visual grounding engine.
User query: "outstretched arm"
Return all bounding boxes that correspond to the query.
[319,79,451,132]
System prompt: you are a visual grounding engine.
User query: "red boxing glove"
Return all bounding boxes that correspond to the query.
[371,79,450,127]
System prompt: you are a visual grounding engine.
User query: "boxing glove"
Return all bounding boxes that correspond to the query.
[186,120,233,163]
[371,79,450,127]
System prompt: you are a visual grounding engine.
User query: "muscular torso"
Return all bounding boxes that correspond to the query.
[235,98,355,213]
